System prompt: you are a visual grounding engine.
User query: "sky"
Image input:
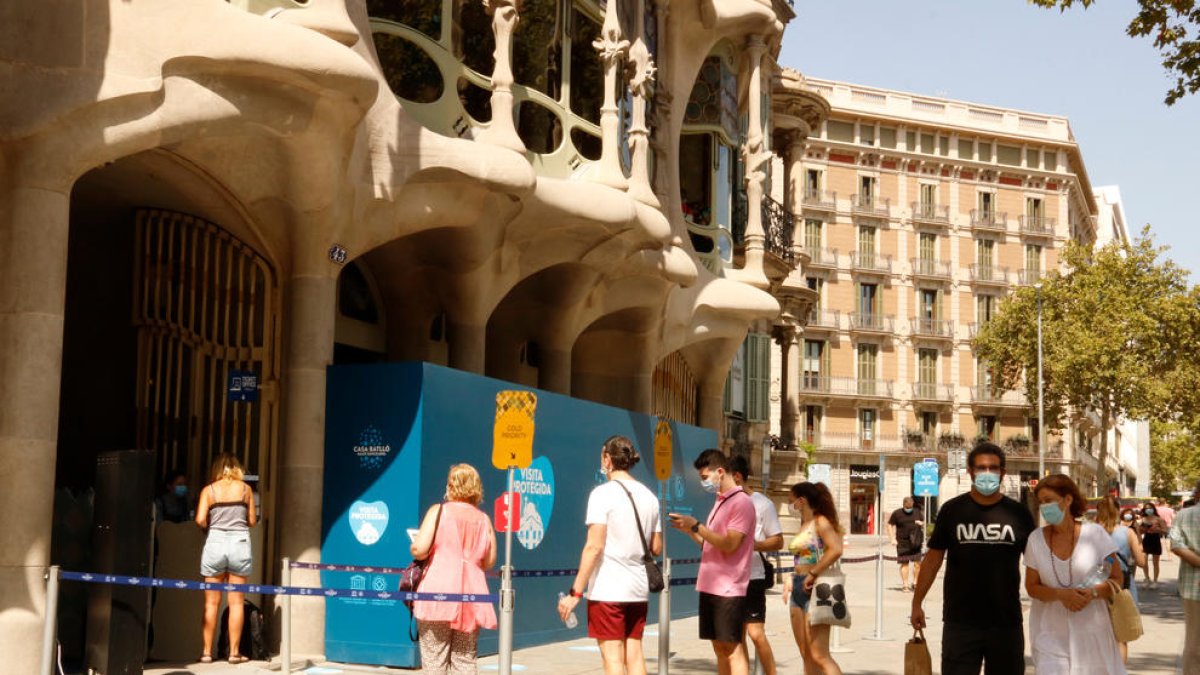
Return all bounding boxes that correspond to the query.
[778,0,1199,283]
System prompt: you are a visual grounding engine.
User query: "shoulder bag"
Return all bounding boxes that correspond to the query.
[615,481,665,593]
[758,552,776,589]
[807,561,852,628]
[401,503,443,639]
[1104,578,1143,643]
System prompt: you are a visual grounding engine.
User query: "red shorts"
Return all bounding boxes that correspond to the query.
[587,600,649,640]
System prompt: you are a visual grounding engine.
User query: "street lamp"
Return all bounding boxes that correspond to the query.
[1036,283,1046,480]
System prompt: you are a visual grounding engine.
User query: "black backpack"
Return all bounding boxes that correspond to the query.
[217,599,270,661]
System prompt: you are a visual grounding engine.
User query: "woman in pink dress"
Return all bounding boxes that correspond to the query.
[410,464,498,674]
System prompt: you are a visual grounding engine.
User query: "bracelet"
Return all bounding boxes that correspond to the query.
[567,587,583,598]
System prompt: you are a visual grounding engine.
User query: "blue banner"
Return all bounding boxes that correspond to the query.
[913,461,940,497]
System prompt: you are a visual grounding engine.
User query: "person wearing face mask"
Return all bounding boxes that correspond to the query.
[558,436,662,675]
[668,449,756,675]
[910,442,1035,675]
[155,469,192,524]
[887,496,924,592]
[1024,474,1126,673]
[1138,502,1166,589]
[1097,496,1146,663]
[726,455,784,675]
[782,481,844,675]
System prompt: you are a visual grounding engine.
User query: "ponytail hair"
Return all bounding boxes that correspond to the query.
[791,481,843,534]
[602,435,640,471]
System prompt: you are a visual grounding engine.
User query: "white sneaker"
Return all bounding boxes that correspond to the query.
[1149,581,1158,590]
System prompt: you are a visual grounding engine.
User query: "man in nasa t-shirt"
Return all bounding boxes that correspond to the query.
[910,442,1035,675]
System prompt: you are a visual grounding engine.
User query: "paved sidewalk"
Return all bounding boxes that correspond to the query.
[144,541,1189,674]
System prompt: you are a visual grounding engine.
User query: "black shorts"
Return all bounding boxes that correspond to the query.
[1143,533,1163,555]
[744,578,769,623]
[941,621,1025,675]
[698,591,747,644]
[896,546,922,561]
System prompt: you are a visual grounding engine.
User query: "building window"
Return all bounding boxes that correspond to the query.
[919,232,937,262]
[976,238,995,267]
[976,294,998,325]
[805,169,822,197]
[860,123,875,146]
[1026,197,1044,221]
[918,288,941,322]
[976,357,994,390]
[920,411,938,439]
[806,277,824,308]
[1025,244,1042,278]
[860,408,877,449]
[919,183,937,210]
[978,191,995,217]
[803,339,827,389]
[976,415,997,442]
[858,282,880,317]
[1029,416,1041,446]
[918,348,938,384]
[803,405,823,445]
[804,219,823,250]
[857,343,879,397]
[858,224,877,261]
[860,176,877,206]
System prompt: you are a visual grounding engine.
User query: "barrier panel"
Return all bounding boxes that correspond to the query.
[321,363,715,668]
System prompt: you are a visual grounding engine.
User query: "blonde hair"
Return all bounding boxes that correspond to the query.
[210,453,245,482]
[445,463,483,505]
[1096,496,1120,533]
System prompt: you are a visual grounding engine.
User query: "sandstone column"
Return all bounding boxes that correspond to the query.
[277,250,338,656]
[448,320,486,374]
[480,0,526,153]
[0,182,71,674]
[592,0,630,190]
[537,343,572,395]
[784,331,803,448]
[740,35,770,287]
[775,327,797,446]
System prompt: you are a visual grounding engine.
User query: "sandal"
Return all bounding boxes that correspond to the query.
[228,654,250,664]
[199,654,213,664]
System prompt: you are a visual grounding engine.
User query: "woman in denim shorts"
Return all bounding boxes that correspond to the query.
[194,453,257,664]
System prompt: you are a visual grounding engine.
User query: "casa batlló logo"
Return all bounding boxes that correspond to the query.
[353,425,390,470]
[349,500,389,546]
[513,456,555,550]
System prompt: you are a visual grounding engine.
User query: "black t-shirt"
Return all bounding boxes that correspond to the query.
[927,493,1035,627]
[888,508,925,549]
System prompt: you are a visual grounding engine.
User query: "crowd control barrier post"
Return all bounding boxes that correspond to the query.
[497,467,516,675]
[657,556,670,675]
[281,557,292,674]
[863,543,889,642]
[40,565,60,675]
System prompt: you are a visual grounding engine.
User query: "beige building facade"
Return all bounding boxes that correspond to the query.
[0,0,822,670]
[764,77,1116,531]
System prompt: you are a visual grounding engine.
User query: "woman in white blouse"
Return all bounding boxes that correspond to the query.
[1024,474,1125,674]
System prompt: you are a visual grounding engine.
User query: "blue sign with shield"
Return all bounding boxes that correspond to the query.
[913,461,940,497]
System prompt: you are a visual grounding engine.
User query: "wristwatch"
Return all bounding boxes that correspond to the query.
[567,587,583,598]
[690,522,701,534]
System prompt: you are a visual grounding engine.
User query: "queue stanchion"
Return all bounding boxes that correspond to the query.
[281,557,292,674]
[40,565,60,675]
[658,556,670,675]
[863,542,890,642]
[497,466,516,675]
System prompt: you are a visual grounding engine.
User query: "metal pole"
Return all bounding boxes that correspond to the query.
[40,565,60,675]
[499,467,516,675]
[1037,284,1046,481]
[281,557,291,674]
[864,453,889,641]
[657,482,670,675]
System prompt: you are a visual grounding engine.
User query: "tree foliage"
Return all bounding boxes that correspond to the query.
[973,228,1195,485]
[1149,421,1200,498]
[1031,0,1200,105]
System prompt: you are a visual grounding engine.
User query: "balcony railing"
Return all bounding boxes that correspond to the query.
[804,247,838,268]
[852,194,891,219]
[1019,215,1056,237]
[805,308,841,330]
[970,209,1007,232]
[910,317,954,339]
[815,431,905,453]
[848,312,895,333]
[1018,268,1043,285]
[969,263,1009,285]
[912,382,954,401]
[799,375,895,398]
[910,257,951,279]
[971,386,1028,406]
[851,252,893,274]
[911,201,950,225]
[802,189,837,212]
[968,321,990,338]
[762,196,795,264]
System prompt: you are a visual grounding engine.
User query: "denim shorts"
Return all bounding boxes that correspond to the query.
[789,575,812,611]
[201,528,252,577]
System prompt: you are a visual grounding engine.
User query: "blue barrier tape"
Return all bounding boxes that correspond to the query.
[59,571,497,603]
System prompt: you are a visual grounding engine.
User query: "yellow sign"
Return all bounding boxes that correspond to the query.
[654,418,673,480]
[492,390,537,469]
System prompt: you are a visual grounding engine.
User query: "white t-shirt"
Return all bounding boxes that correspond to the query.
[585,478,662,602]
[748,491,783,580]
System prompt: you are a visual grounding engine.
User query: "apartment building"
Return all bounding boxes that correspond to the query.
[766,77,1105,532]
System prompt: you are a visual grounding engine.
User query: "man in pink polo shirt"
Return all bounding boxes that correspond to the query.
[669,449,756,675]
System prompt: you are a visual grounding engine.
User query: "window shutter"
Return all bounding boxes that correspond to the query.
[746,333,771,422]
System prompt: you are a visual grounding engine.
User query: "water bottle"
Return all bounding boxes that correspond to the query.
[1079,560,1111,589]
[557,592,578,628]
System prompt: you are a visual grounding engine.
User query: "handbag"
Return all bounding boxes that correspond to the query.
[758,552,776,589]
[807,563,851,628]
[400,504,443,639]
[1105,578,1143,643]
[904,628,933,675]
[615,481,665,593]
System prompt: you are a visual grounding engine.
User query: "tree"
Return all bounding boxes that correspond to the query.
[1031,0,1200,105]
[973,228,1195,490]
[1149,421,1200,499]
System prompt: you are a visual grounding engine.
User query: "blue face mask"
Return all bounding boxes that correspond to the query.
[1040,501,1065,525]
[973,472,1001,496]
[173,484,188,498]
[701,471,722,494]
[903,507,913,514]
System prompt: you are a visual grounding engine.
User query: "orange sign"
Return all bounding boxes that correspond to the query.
[654,418,673,480]
[492,390,537,469]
